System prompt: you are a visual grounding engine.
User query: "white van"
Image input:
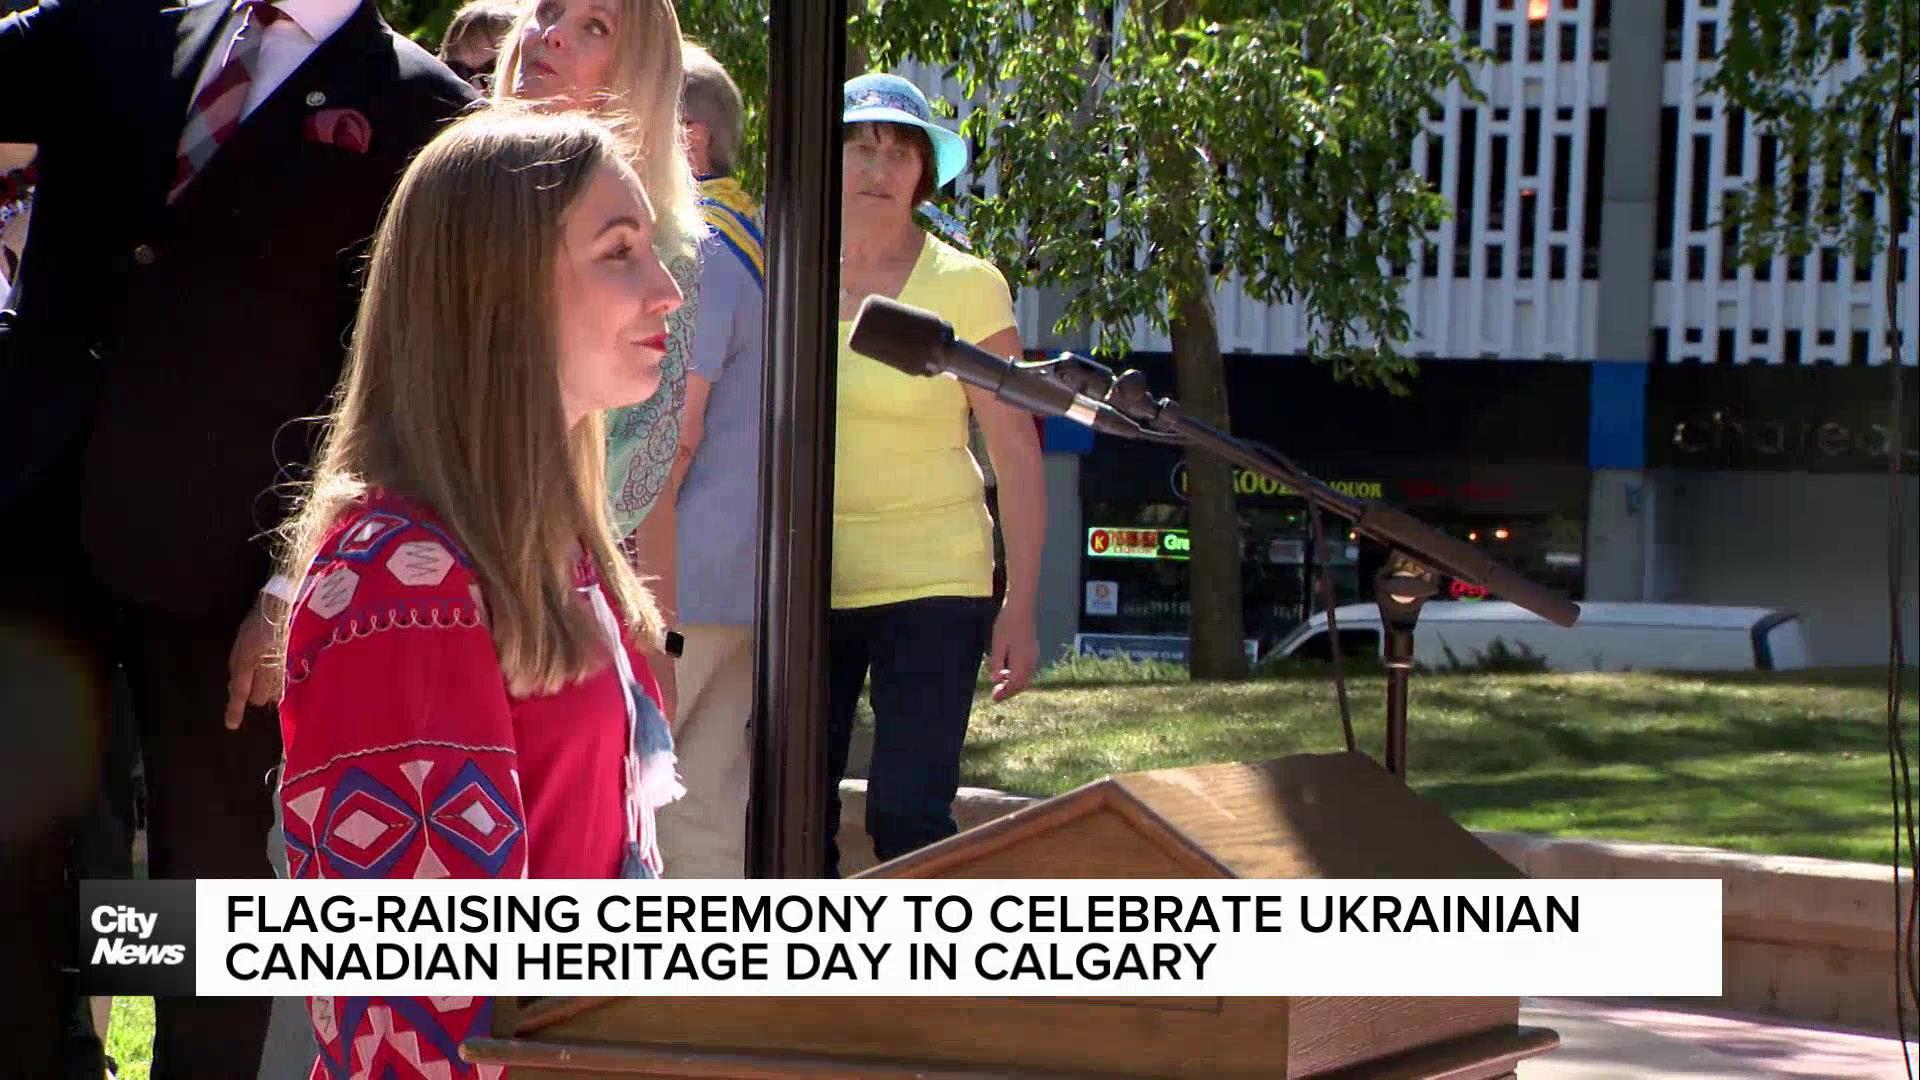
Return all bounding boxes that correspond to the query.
[1263,601,1811,673]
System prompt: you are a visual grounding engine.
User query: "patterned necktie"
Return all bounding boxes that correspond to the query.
[169,1,286,204]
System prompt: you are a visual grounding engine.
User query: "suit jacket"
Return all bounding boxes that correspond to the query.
[0,0,475,620]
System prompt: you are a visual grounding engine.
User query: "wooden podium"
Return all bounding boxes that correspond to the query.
[463,752,1559,1078]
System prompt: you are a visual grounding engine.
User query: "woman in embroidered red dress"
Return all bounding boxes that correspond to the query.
[272,107,684,1080]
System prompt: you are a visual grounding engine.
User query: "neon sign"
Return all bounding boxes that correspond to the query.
[1447,579,1491,601]
[1086,527,1191,561]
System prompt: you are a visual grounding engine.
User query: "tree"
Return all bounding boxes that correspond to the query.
[1706,0,1919,1038]
[378,0,463,48]
[685,0,1474,678]
[861,0,1471,677]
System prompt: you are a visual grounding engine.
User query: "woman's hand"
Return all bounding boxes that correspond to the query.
[986,599,1038,703]
[224,594,287,729]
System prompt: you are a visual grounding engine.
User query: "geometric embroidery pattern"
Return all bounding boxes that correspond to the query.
[386,995,471,1066]
[320,768,420,879]
[282,490,631,1080]
[333,511,411,563]
[387,541,455,587]
[285,830,315,880]
[307,567,360,620]
[427,761,523,876]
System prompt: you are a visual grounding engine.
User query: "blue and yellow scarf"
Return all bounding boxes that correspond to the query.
[697,176,765,289]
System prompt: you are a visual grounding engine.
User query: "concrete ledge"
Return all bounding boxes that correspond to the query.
[836,780,1912,1034]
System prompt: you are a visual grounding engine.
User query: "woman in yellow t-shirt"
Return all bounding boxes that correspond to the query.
[828,74,1046,876]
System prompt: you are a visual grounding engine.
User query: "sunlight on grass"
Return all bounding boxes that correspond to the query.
[108,996,153,1080]
[960,665,1917,863]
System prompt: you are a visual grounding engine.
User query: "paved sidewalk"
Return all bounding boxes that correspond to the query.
[1519,998,1918,1079]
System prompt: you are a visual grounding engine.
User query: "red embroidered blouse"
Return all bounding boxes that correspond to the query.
[278,491,659,1080]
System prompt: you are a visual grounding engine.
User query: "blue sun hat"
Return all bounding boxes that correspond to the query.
[843,72,969,190]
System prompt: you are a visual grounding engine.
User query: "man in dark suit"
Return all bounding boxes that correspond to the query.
[0,0,475,1074]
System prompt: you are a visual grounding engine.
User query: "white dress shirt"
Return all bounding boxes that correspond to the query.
[189,0,361,119]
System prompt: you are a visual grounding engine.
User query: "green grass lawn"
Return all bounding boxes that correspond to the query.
[950,661,1917,865]
[106,995,152,1080]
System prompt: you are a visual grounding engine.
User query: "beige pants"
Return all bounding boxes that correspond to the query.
[657,623,754,878]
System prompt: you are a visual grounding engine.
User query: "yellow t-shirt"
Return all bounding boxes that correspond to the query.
[832,234,1016,609]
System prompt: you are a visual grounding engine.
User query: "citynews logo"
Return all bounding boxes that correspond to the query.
[91,906,185,966]
[79,880,196,996]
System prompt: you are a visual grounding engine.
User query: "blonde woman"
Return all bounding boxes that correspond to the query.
[493,0,704,721]
[273,108,683,1079]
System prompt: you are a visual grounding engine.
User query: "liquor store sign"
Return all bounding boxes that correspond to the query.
[1086,527,1190,560]
[1169,462,1385,502]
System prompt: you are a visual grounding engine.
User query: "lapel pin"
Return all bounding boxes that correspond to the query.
[306,91,327,107]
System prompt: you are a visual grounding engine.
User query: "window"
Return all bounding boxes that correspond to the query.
[1489,136,1509,229]
[1655,107,1678,279]
[1551,135,1572,228]
[1583,109,1606,279]
[1519,191,1538,277]
[1689,134,1713,230]
[1287,629,1383,663]
[1523,108,1543,175]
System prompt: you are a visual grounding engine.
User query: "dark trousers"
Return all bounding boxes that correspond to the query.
[0,451,113,1080]
[824,596,992,876]
[121,610,281,1080]
[0,455,278,1080]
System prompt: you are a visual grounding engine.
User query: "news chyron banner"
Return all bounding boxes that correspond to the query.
[84,879,1720,998]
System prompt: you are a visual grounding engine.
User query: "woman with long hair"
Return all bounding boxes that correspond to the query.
[492,0,705,720]
[273,107,683,1079]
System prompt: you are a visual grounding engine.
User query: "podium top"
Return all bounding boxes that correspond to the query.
[861,751,1524,880]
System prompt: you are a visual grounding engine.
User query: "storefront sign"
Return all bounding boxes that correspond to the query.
[1169,462,1385,503]
[1664,413,1918,470]
[1086,527,1191,561]
[1645,363,1919,474]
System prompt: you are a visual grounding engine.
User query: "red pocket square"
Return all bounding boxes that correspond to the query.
[305,107,372,154]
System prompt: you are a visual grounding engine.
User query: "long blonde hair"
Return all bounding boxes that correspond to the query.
[493,0,704,261]
[277,107,660,697]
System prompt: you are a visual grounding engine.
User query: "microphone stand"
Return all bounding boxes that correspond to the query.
[1081,366,1581,782]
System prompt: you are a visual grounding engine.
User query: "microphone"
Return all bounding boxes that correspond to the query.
[848,295,1150,438]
